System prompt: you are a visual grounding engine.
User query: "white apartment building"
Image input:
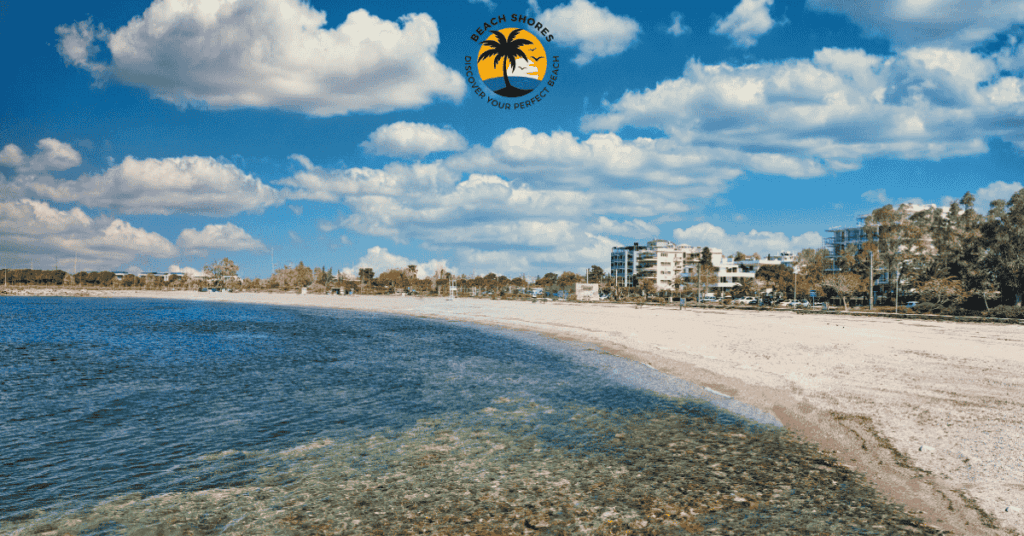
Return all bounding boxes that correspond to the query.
[637,239,714,290]
[678,254,796,295]
[612,239,798,293]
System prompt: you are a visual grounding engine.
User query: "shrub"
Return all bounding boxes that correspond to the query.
[914,302,939,313]
[983,305,1024,319]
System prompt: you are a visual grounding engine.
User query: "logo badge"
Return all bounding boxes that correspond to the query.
[464,15,559,110]
[477,28,547,98]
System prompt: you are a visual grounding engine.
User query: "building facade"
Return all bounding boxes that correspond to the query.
[611,240,799,294]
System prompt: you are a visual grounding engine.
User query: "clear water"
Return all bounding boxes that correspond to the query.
[0,297,776,532]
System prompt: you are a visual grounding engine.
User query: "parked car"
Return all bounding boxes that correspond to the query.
[734,296,757,305]
[905,301,919,308]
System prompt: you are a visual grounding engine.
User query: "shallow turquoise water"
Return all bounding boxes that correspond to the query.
[0,297,775,532]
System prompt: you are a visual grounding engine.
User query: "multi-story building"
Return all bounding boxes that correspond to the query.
[610,242,644,287]
[612,240,799,294]
[637,239,712,290]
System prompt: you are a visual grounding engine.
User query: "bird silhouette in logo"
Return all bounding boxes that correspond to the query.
[531,56,544,61]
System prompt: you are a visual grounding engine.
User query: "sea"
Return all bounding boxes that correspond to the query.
[0,297,780,534]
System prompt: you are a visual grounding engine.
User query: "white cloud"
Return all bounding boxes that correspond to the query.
[806,0,1024,49]
[0,138,82,173]
[11,155,280,216]
[529,0,641,65]
[975,180,1024,209]
[175,223,267,256]
[287,204,303,216]
[360,122,468,158]
[861,188,891,204]
[673,223,823,256]
[582,47,1024,173]
[55,18,111,81]
[168,264,207,277]
[0,198,177,271]
[667,12,691,37]
[56,1,464,116]
[341,246,454,279]
[288,230,302,244]
[455,232,619,276]
[587,216,659,237]
[713,0,777,48]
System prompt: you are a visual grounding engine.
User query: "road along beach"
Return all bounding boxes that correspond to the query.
[19,290,1024,534]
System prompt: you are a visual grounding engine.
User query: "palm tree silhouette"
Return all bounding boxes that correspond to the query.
[478,29,533,97]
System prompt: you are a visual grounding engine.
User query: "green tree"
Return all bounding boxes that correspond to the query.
[863,204,926,304]
[952,193,999,309]
[204,258,240,280]
[378,269,407,292]
[536,272,559,287]
[587,265,605,283]
[795,248,829,299]
[557,271,581,288]
[477,29,531,96]
[638,278,657,299]
[700,247,713,267]
[755,264,794,298]
[918,277,966,308]
[988,188,1024,306]
[734,276,760,298]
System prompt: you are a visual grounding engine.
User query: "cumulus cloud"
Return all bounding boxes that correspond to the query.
[529,0,641,65]
[168,264,207,277]
[175,222,266,256]
[673,223,823,256]
[360,122,468,158]
[0,198,177,271]
[0,138,82,173]
[9,155,280,216]
[975,179,1024,209]
[341,246,454,279]
[583,46,1024,172]
[55,1,464,116]
[667,12,691,37]
[806,0,1024,49]
[713,0,777,48]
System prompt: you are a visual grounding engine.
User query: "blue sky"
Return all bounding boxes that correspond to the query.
[2,0,1023,279]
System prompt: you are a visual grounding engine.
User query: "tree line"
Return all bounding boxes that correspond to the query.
[733,187,1024,315]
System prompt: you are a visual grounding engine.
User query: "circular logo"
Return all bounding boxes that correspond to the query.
[476,28,547,98]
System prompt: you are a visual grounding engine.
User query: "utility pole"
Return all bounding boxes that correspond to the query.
[869,251,874,310]
[895,268,900,314]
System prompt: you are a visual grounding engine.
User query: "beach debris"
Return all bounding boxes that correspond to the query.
[1007,505,1021,513]
[918,445,936,453]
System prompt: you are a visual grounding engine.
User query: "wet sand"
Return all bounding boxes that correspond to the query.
[9,289,1023,534]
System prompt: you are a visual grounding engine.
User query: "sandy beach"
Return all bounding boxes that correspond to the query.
[11,289,1023,535]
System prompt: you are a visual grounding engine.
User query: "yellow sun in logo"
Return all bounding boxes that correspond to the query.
[476,28,547,98]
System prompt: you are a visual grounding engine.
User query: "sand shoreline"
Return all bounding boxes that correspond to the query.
[7,289,1023,534]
